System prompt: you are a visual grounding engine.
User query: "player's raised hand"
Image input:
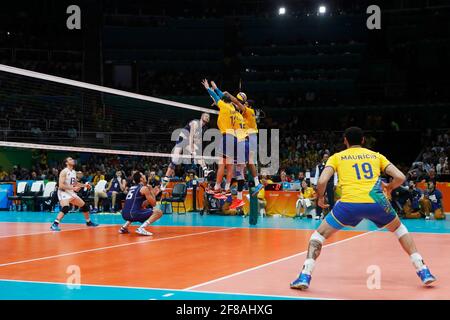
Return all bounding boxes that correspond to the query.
[318,196,329,209]
[210,81,218,90]
[201,79,210,89]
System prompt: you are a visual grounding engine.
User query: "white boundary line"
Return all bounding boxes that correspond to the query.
[184,230,377,290]
[0,64,219,115]
[0,278,334,300]
[0,224,111,239]
[0,227,236,268]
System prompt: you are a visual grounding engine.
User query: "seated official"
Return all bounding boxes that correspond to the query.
[403,181,423,219]
[103,171,126,213]
[420,181,445,220]
[296,180,317,218]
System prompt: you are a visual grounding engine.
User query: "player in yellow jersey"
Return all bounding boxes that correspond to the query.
[210,82,264,208]
[202,79,236,197]
[291,127,436,290]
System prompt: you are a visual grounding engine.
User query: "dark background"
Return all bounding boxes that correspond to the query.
[0,0,449,174]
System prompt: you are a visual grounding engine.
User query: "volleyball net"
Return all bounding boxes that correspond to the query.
[0,63,221,178]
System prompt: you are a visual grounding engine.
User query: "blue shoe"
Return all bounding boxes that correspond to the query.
[251,183,264,197]
[86,221,99,227]
[118,226,129,234]
[50,223,61,232]
[417,267,436,286]
[91,208,98,214]
[290,273,311,290]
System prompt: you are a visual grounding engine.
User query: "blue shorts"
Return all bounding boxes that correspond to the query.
[121,208,153,223]
[236,139,249,164]
[217,133,237,159]
[325,201,397,229]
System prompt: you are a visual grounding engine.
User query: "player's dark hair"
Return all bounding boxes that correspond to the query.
[344,127,364,146]
[133,171,142,184]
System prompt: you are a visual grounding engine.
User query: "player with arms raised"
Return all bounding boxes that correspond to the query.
[290,127,436,290]
[50,157,99,231]
[210,81,264,207]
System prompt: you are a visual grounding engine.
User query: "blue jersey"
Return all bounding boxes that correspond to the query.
[109,177,122,192]
[122,184,147,213]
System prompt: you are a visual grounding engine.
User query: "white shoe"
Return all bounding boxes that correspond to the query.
[136,228,153,236]
[160,177,170,191]
[425,216,431,220]
[315,215,321,220]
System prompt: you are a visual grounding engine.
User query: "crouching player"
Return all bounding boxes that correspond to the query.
[290,127,436,290]
[50,157,99,231]
[119,171,163,236]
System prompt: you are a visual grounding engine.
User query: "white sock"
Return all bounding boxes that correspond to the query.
[122,221,131,229]
[237,192,243,200]
[225,183,230,191]
[254,177,260,185]
[302,258,315,275]
[214,183,221,191]
[140,221,150,229]
[410,253,425,271]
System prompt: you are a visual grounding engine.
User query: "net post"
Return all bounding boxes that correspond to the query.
[247,169,258,225]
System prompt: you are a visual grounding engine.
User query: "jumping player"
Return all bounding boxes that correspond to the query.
[202,79,236,198]
[161,113,210,190]
[50,157,99,231]
[210,81,263,207]
[119,171,163,236]
[290,127,436,290]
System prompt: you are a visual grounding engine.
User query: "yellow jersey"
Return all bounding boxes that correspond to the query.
[242,106,258,134]
[302,187,316,199]
[325,147,391,203]
[234,111,248,141]
[217,100,236,136]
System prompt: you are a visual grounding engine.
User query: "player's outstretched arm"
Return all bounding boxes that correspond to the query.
[316,167,335,208]
[202,79,220,105]
[211,81,225,98]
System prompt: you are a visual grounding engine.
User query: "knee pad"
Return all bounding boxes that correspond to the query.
[169,162,176,170]
[394,223,409,239]
[61,206,70,215]
[237,180,245,192]
[80,204,90,212]
[310,231,325,244]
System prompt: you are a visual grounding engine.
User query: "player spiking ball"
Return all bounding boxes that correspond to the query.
[161,113,211,191]
[290,127,436,290]
[50,157,99,231]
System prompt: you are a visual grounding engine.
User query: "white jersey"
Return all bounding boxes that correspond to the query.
[57,168,78,201]
[179,119,203,145]
[61,168,77,188]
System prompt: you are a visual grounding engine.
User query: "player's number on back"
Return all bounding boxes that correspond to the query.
[352,162,374,180]
[126,189,135,200]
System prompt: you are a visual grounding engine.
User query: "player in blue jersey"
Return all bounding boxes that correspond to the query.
[119,171,163,236]
[290,127,436,290]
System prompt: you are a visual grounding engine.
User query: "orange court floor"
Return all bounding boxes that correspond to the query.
[0,211,449,300]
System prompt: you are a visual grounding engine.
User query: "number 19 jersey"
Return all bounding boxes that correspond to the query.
[325,147,391,203]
